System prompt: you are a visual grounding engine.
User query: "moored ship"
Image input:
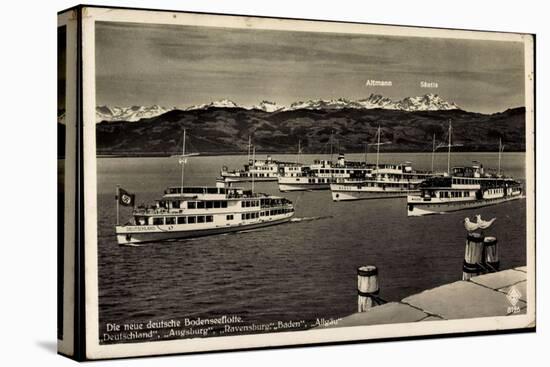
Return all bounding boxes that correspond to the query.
[115,131,295,245]
[406,125,523,216]
[406,163,523,216]
[330,126,436,201]
[277,154,372,192]
[220,136,295,182]
[330,162,435,201]
[221,154,282,182]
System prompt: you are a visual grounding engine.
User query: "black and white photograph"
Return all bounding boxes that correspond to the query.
[49,3,537,361]
[85,7,535,356]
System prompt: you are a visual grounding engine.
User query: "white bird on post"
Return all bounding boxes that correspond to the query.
[475,214,496,230]
[463,217,481,233]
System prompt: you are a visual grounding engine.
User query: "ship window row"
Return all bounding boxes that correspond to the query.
[453,178,478,185]
[261,208,292,216]
[239,208,293,221]
[260,198,291,206]
[317,169,362,174]
[439,191,470,198]
[188,201,228,209]
[360,182,412,188]
[250,173,273,177]
[151,215,214,225]
[253,166,275,171]
[308,178,330,183]
[241,212,260,220]
[241,200,260,207]
[376,173,417,179]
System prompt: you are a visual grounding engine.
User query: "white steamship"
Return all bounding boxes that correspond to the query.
[115,131,295,245]
[406,125,523,216]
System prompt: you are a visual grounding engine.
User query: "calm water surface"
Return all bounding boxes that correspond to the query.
[97,153,526,341]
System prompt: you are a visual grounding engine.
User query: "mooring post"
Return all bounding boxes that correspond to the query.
[463,233,484,280]
[357,265,379,312]
[483,236,499,272]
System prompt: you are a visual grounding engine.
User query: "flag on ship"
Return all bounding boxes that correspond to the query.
[117,188,135,207]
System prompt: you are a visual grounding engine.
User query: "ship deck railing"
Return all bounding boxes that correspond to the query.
[341,177,424,183]
[164,190,276,198]
[133,208,173,215]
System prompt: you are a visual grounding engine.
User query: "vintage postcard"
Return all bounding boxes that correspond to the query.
[59,5,535,360]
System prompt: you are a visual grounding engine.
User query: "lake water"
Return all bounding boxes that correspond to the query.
[96,152,526,343]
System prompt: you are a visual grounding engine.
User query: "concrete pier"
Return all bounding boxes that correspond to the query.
[329,266,527,328]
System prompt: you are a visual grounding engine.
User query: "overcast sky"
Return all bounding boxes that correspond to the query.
[95,21,525,114]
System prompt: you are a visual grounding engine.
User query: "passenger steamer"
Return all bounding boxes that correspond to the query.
[221,154,282,182]
[277,154,372,192]
[220,136,295,182]
[115,131,295,245]
[406,125,523,216]
[330,126,436,201]
[330,162,434,201]
[406,164,523,216]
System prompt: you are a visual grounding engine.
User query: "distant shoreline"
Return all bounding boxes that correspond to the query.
[96,150,527,158]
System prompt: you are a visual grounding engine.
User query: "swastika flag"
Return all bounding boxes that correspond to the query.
[117,188,135,207]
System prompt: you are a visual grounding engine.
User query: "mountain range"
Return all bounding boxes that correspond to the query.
[95,103,525,155]
[95,93,459,122]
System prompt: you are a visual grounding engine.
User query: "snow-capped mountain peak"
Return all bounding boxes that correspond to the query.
[207,99,239,108]
[282,94,458,112]
[96,94,459,122]
[96,105,173,123]
[357,94,396,109]
[253,100,284,112]
[185,99,240,111]
[287,98,358,110]
[395,93,459,111]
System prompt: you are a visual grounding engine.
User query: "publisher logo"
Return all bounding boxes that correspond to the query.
[506,286,521,314]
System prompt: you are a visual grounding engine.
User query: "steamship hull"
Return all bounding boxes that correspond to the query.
[116,215,293,245]
[407,195,524,217]
[222,175,278,183]
[331,184,420,201]
[278,182,331,192]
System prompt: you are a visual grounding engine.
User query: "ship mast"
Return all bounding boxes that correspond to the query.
[251,146,256,194]
[431,133,436,173]
[297,139,301,164]
[447,120,452,175]
[329,130,334,162]
[116,185,120,226]
[376,125,381,170]
[498,137,503,176]
[364,141,368,164]
[180,129,186,192]
[247,135,251,163]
